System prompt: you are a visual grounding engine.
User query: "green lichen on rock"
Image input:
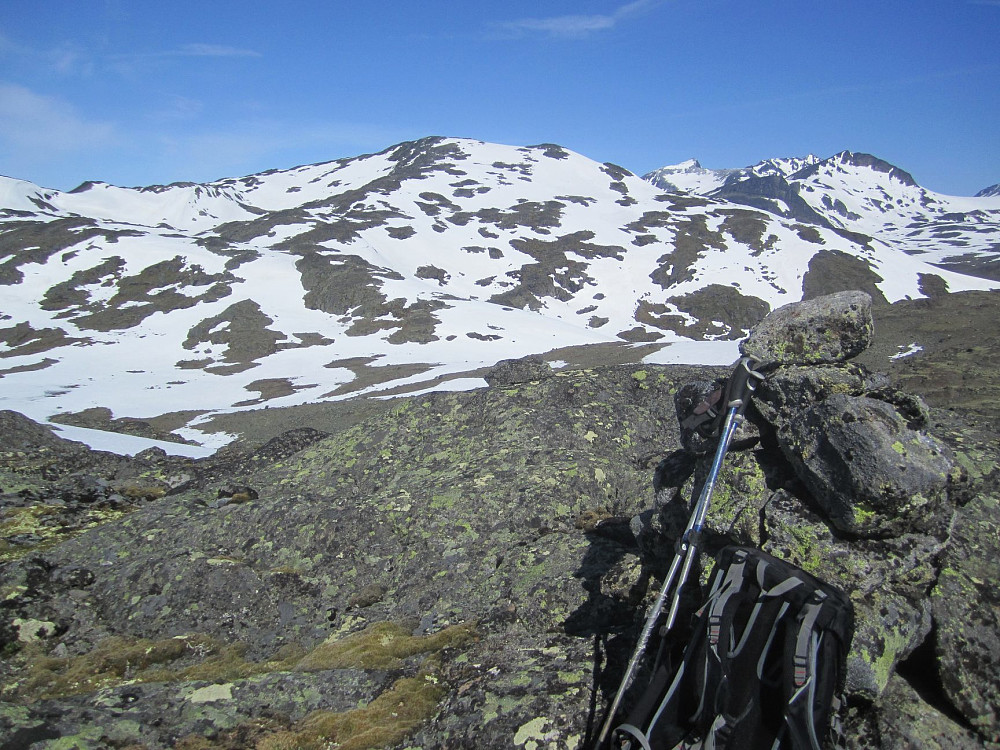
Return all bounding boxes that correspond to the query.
[741,290,874,365]
[931,490,1000,742]
[2,301,1000,748]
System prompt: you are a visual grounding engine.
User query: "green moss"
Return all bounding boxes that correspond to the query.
[8,634,262,702]
[118,484,167,500]
[256,670,446,750]
[294,621,477,671]
[8,621,475,706]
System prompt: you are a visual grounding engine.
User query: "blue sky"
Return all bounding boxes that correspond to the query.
[1,0,997,195]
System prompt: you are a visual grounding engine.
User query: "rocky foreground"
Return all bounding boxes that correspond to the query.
[1,292,998,749]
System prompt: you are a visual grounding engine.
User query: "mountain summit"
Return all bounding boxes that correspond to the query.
[645,150,1000,280]
[1,137,996,448]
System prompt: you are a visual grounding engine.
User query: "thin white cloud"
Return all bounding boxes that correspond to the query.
[153,94,205,122]
[174,44,262,58]
[108,43,262,62]
[498,0,663,38]
[0,32,24,55]
[0,83,115,153]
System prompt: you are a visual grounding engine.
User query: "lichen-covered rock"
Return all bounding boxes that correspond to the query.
[484,354,552,387]
[760,491,941,700]
[0,670,391,750]
[931,490,1000,741]
[753,363,890,427]
[1,349,998,747]
[776,394,955,537]
[876,675,988,749]
[740,290,874,365]
[688,448,772,550]
[0,364,701,748]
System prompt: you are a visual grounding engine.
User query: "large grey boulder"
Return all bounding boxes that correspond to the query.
[740,290,874,365]
[776,394,956,538]
[484,354,552,388]
[931,490,1000,742]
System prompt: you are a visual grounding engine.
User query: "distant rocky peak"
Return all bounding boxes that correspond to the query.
[827,151,919,187]
[672,158,704,171]
[975,183,1000,198]
[749,154,821,179]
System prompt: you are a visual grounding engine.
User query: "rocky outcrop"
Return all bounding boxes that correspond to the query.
[635,292,997,744]
[740,289,874,365]
[0,294,998,748]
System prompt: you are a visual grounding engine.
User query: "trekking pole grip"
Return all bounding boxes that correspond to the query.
[724,356,764,416]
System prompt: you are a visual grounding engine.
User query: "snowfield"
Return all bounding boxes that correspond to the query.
[2,138,996,453]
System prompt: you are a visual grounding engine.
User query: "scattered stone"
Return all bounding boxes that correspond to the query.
[211,484,259,508]
[55,473,111,504]
[13,617,58,642]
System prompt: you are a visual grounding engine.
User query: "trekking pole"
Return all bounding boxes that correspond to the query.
[595,357,763,748]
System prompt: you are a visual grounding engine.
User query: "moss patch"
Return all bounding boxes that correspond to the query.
[296,621,477,671]
[254,671,446,750]
[7,621,475,703]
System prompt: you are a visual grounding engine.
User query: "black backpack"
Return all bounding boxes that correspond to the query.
[610,546,854,750]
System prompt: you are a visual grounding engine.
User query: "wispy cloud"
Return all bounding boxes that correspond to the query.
[171,44,262,58]
[497,0,663,38]
[0,83,115,153]
[98,44,262,80]
[108,43,262,63]
[0,31,260,79]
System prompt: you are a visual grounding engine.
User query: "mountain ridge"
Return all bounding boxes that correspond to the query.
[2,137,997,450]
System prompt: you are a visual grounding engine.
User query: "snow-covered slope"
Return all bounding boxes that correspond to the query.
[2,138,995,450]
[644,155,822,194]
[645,151,1000,279]
[644,159,737,194]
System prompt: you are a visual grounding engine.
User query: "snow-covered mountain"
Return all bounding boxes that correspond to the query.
[644,155,822,194]
[2,137,996,450]
[645,151,1000,280]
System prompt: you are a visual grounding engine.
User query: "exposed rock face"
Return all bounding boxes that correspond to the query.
[640,293,997,742]
[0,293,998,748]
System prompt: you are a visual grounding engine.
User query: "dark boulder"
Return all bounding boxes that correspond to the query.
[776,394,956,538]
[931,490,1000,742]
[741,290,874,365]
[484,354,552,387]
